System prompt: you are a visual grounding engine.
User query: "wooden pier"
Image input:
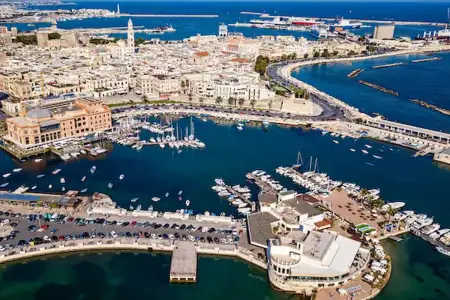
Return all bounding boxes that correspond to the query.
[388,235,403,242]
[169,241,197,283]
[246,173,278,195]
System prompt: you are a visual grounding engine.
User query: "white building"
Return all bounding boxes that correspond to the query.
[127,18,135,53]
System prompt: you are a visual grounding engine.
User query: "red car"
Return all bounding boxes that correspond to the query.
[58,235,65,241]
[130,221,137,227]
[40,224,49,230]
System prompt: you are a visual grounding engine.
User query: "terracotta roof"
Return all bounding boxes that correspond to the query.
[195,51,209,57]
[314,219,333,229]
[231,58,250,63]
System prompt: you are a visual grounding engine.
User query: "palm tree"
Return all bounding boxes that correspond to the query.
[215,96,223,105]
[250,99,256,108]
[238,98,245,107]
[228,97,235,106]
[188,93,193,102]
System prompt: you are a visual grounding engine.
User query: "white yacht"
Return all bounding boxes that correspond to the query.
[2,173,11,178]
[119,174,125,180]
[90,166,96,174]
[422,223,440,235]
[152,197,161,202]
[12,168,22,173]
[362,150,369,154]
[52,169,62,175]
[60,178,66,184]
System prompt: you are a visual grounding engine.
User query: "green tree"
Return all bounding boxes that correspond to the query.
[228,97,235,106]
[348,50,356,56]
[304,53,309,59]
[333,50,339,56]
[250,99,256,108]
[238,98,245,107]
[180,80,186,90]
[199,97,204,104]
[321,49,330,58]
[215,96,223,105]
[290,52,297,60]
[313,51,320,58]
[48,32,61,40]
[281,54,288,61]
[254,55,270,76]
[142,95,148,103]
[135,37,146,45]
[15,35,37,45]
[188,93,193,102]
[89,38,111,45]
[268,100,273,110]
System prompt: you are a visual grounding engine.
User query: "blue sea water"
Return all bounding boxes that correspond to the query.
[1,2,450,299]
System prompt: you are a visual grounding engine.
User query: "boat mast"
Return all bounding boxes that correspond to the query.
[296,151,303,166]
[314,158,318,173]
[309,156,312,172]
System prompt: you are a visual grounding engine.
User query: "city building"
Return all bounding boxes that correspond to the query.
[127,18,135,53]
[219,23,228,37]
[5,98,112,148]
[373,25,395,40]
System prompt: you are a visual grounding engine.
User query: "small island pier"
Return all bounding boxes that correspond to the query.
[170,241,197,283]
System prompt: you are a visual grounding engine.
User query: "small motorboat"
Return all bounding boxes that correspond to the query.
[362,150,369,154]
[34,159,43,163]
[129,205,134,210]
[119,174,125,180]
[165,192,169,197]
[350,149,356,152]
[81,176,86,182]
[60,178,66,184]
[2,173,11,178]
[185,200,190,207]
[52,169,62,175]
[136,205,142,211]
[90,166,96,174]
[373,155,383,159]
[31,185,37,190]
[36,174,45,178]
[48,184,52,189]
[178,149,182,154]
[108,183,113,189]
[366,162,375,166]
[12,168,22,173]
[131,198,139,203]
[81,188,88,193]
[152,197,161,202]
[365,144,373,149]
[61,187,66,192]
[178,190,183,196]
[333,140,339,144]
[0,183,9,188]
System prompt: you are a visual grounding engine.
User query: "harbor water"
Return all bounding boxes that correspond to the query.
[1,1,450,299]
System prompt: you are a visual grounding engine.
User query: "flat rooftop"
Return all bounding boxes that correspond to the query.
[247,212,278,248]
[302,231,335,261]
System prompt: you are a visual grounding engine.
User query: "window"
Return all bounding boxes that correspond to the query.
[34,137,39,144]
[25,137,30,144]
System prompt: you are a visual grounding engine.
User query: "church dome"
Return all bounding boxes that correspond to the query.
[26,107,52,120]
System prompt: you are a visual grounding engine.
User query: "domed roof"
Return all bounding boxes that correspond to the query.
[26,107,52,120]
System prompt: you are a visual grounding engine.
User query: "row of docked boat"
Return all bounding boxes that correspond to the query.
[212,179,252,215]
[59,146,108,161]
[248,170,286,192]
[142,122,174,134]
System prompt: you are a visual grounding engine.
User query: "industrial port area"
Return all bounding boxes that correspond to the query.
[0,1,450,299]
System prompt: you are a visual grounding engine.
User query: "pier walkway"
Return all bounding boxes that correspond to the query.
[246,173,278,195]
[170,241,197,283]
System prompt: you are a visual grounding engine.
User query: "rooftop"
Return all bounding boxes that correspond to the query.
[247,212,278,248]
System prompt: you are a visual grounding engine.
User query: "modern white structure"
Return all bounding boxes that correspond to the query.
[268,231,370,294]
[117,4,120,15]
[219,23,228,37]
[127,18,135,53]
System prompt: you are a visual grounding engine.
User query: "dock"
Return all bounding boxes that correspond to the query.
[388,236,403,242]
[224,185,255,210]
[411,57,441,63]
[246,173,281,195]
[372,62,404,69]
[347,69,365,78]
[410,99,450,116]
[169,241,197,283]
[358,80,399,96]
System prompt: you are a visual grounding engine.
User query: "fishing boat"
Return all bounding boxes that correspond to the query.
[108,183,113,189]
[131,198,139,203]
[362,150,369,154]
[81,188,88,193]
[48,184,52,189]
[185,200,190,206]
[373,155,383,159]
[333,140,339,144]
[31,185,37,190]
[2,173,11,178]
[90,166,96,174]
[52,169,62,175]
[151,197,161,202]
[0,183,9,188]
[34,159,43,163]
[165,192,169,197]
[36,174,45,178]
[60,178,65,184]
[12,168,22,173]
[119,174,125,180]
[178,190,183,196]
[389,148,394,151]
[81,176,86,182]
[350,149,356,152]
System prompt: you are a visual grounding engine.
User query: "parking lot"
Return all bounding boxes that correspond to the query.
[0,210,243,252]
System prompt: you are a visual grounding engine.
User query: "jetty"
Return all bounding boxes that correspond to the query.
[246,173,279,195]
[372,62,405,69]
[170,241,197,283]
[411,57,441,63]
[358,80,399,96]
[347,68,365,78]
[224,184,255,210]
[410,99,450,116]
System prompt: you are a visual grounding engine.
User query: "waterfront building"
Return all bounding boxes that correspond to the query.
[373,25,395,40]
[150,75,180,96]
[434,148,450,165]
[218,23,228,37]
[5,98,112,148]
[223,36,261,58]
[267,231,370,294]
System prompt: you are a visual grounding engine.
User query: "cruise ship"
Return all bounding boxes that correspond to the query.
[290,17,323,27]
[310,24,329,38]
[330,18,362,30]
[249,17,289,26]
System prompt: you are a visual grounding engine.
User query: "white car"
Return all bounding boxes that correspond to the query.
[201,226,209,233]
[116,220,124,226]
[220,238,228,244]
[168,234,175,240]
[43,235,51,242]
[151,233,157,239]
[187,235,195,242]
[0,245,5,252]
[111,231,117,238]
[1,219,10,226]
